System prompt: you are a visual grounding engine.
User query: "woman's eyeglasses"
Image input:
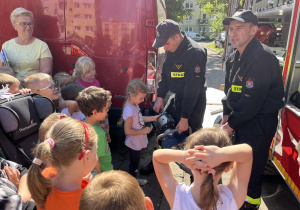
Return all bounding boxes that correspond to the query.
[15,22,34,28]
[37,84,57,91]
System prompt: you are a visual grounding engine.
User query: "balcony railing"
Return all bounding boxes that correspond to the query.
[198,19,208,25]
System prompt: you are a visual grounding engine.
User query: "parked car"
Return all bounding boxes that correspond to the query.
[215,31,226,48]
[209,35,216,40]
[186,32,205,41]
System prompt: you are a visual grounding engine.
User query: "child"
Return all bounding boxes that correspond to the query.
[39,113,68,142]
[23,73,58,101]
[77,86,113,174]
[27,118,98,210]
[79,170,154,210]
[73,56,100,88]
[60,82,85,121]
[123,79,160,186]
[0,73,31,98]
[73,56,111,143]
[153,127,253,210]
[53,72,73,89]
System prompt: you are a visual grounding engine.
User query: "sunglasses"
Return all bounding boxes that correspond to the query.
[15,22,34,28]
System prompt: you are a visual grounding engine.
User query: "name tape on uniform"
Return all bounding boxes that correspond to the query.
[171,72,185,78]
[232,85,242,93]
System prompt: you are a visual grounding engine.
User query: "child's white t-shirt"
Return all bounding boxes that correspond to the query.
[61,108,85,121]
[122,103,148,151]
[173,183,238,210]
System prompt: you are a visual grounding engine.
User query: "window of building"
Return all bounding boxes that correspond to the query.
[85,14,92,19]
[86,26,93,32]
[74,3,80,8]
[83,3,91,8]
[186,15,193,21]
[185,27,193,32]
[203,14,207,20]
[200,27,206,32]
[74,14,80,20]
[210,15,215,20]
[75,26,81,31]
[185,3,194,9]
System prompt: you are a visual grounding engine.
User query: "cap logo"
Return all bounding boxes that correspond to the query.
[233,11,242,17]
[156,29,160,37]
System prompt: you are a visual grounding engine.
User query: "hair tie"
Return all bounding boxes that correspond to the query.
[208,168,216,176]
[32,158,42,166]
[45,138,55,149]
[77,120,89,160]
[137,87,141,92]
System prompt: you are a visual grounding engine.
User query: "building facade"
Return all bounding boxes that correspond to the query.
[179,1,215,38]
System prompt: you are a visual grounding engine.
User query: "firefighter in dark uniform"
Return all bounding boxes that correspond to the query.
[221,10,284,209]
[139,19,207,175]
[152,19,207,133]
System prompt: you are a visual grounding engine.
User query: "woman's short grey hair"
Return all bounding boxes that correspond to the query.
[10,8,33,24]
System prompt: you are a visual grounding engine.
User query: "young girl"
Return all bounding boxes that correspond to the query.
[153,127,253,210]
[73,56,100,88]
[27,118,98,210]
[123,79,160,185]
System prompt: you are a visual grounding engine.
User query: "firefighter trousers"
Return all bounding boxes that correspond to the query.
[235,112,278,199]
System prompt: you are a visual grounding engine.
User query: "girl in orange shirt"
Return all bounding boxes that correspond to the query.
[27,118,98,210]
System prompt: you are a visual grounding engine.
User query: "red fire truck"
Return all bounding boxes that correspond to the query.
[223,0,300,202]
[0,0,166,141]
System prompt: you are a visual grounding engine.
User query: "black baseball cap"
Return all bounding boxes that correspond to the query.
[223,9,258,25]
[152,19,180,48]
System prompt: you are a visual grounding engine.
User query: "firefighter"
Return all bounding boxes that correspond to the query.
[221,10,284,209]
[152,19,207,133]
[139,19,207,175]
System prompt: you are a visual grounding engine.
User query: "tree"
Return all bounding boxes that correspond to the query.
[198,0,228,35]
[165,0,193,23]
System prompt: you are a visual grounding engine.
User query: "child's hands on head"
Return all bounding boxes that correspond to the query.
[186,145,224,174]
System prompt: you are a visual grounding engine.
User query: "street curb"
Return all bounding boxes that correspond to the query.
[199,43,223,57]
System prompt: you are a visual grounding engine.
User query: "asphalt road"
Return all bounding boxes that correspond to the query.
[110,43,300,210]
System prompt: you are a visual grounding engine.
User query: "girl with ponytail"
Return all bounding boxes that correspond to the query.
[27,118,98,210]
[153,127,253,210]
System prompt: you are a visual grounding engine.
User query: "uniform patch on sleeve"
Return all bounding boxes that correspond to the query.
[246,78,254,88]
[194,64,201,77]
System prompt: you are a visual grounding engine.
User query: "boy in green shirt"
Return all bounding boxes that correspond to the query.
[77,86,113,173]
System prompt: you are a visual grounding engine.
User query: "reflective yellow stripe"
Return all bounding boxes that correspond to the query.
[232,85,242,93]
[171,72,185,78]
[247,196,261,205]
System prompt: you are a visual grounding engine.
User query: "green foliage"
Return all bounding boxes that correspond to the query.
[165,0,193,23]
[197,0,228,35]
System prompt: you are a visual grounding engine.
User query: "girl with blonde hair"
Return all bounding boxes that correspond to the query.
[27,118,98,210]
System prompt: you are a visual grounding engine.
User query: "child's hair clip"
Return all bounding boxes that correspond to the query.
[138,87,141,92]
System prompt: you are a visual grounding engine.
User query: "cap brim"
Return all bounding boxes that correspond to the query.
[223,17,246,25]
[152,37,168,48]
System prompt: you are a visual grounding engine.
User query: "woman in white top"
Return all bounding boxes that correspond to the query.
[1,8,52,80]
[153,127,253,210]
